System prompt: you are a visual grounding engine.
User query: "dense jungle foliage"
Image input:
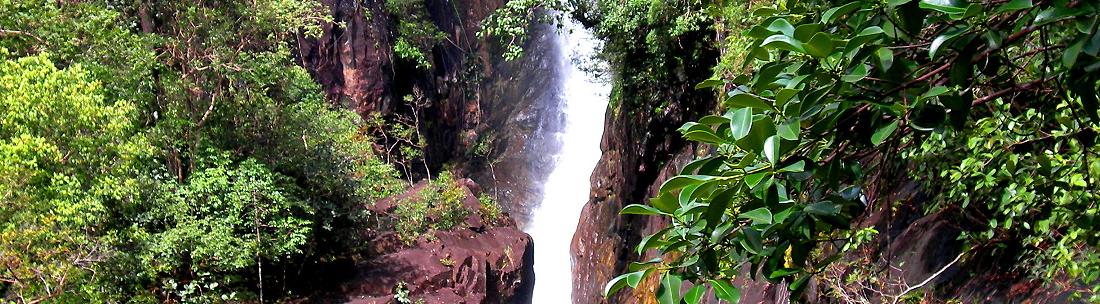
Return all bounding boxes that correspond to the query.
[585,0,1100,303]
[0,0,480,302]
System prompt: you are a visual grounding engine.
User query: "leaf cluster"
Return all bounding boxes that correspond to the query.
[612,0,1100,302]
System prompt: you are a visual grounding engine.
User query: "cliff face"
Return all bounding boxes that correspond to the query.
[295,2,546,303]
[298,0,506,171]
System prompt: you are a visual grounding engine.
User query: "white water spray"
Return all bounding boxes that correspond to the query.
[523,18,610,304]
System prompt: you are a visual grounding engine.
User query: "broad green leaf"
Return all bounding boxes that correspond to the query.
[789,275,811,293]
[871,120,898,146]
[929,27,968,59]
[764,18,795,36]
[1065,37,1086,68]
[778,118,800,141]
[739,207,773,225]
[764,135,781,165]
[921,86,951,99]
[696,78,724,89]
[822,2,862,23]
[772,207,796,224]
[804,201,839,216]
[761,34,806,53]
[1034,6,1087,25]
[779,160,806,173]
[752,7,779,17]
[699,115,731,126]
[684,130,730,144]
[710,280,741,303]
[793,23,823,42]
[768,268,800,279]
[706,187,738,229]
[805,32,835,58]
[874,47,894,71]
[729,107,754,140]
[855,26,885,38]
[604,269,648,297]
[745,171,769,188]
[741,227,764,252]
[657,273,683,304]
[888,0,914,7]
[660,175,717,193]
[684,284,707,304]
[919,0,966,15]
[775,88,800,107]
[736,115,775,153]
[726,93,772,110]
[621,204,667,215]
[650,192,679,214]
[841,64,870,83]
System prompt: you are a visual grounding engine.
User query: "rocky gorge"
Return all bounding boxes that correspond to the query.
[293,1,1091,303]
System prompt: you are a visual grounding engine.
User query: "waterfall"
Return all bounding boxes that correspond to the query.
[523,17,610,304]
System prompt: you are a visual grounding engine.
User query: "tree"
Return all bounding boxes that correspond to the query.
[610,0,1100,302]
[0,53,146,303]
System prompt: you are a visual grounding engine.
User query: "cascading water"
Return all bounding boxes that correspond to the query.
[523,18,610,304]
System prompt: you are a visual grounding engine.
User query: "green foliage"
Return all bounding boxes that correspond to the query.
[1,0,409,301]
[479,0,564,60]
[0,54,147,302]
[136,154,312,301]
[392,172,471,244]
[385,0,445,69]
[613,0,1100,302]
[478,193,503,225]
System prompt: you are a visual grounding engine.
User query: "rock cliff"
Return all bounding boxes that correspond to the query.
[295,1,546,303]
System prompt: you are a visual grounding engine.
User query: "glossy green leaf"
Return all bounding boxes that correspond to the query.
[650,192,679,214]
[604,269,648,297]
[805,32,835,58]
[660,175,717,193]
[696,78,724,89]
[778,118,800,140]
[744,171,769,188]
[822,2,862,23]
[761,34,806,53]
[1065,37,1086,68]
[622,204,668,215]
[871,120,898,146]
[684,129,729,144]
[919,0,966,15]
[706,187,738,230]
[764,18,795,36]
[841,64,870,83]
[739,207,773,225]
[729,107,754,140]
[874,47,894,71]
[793,23,823,42]
[726,93,772,110]
[684,284,707,304]
[710,280,741,303]
[804,201,839,216]
[764,135,781,165]
[768,268,800,279]
[779,160,806,173]
[657,273,683,304]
